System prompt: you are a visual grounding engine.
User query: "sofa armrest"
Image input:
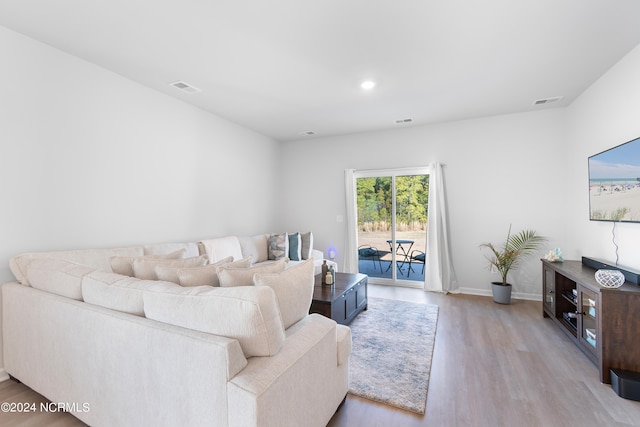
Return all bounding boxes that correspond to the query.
[228,314,348,427]
[311,249,324,261]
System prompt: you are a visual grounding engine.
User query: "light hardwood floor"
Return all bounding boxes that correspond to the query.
[1,285,640,426]
[328,285,640,427]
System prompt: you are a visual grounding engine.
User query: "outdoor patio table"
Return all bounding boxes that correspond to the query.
[385,239,414,275]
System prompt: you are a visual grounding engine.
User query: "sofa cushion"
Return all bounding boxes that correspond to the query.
[132,255,208,280]
[300,231,314,260]
[238,234,268,264]
[288,232,302,261]
[143,286,286,357]
[10,246,143,285]
[143,242,199,258]
[81,270,179,316]
[198,236,244,263]
[267,233,289,260]
[26,258,96,300]
[217,258,286,287]
[253,258,314,329]
[110,249,186,277]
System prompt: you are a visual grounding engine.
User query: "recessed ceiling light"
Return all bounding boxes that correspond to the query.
[360,80,376,90]
[300,131,316,136]
[533,96,563,105]
[169,80,201,94]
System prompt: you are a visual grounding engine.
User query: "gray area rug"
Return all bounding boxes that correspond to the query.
[348,297,439,414]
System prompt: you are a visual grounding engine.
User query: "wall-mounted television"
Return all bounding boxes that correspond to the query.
[589,136,640,223]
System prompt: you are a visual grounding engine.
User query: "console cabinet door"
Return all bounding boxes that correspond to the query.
[355,278,368,311]
[578,286,598,358]
[542,264,556,317]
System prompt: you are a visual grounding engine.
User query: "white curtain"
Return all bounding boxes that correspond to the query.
[344,169,359,273]
[425,162,458,293]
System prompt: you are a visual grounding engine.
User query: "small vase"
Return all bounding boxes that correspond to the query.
[491,282,512,304]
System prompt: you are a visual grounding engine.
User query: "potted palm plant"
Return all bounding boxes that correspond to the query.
[480,226,546,304]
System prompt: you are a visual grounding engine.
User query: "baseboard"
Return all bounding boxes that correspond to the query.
[0,368,10,382]
[457,287,542,302]
[458,287,492,297]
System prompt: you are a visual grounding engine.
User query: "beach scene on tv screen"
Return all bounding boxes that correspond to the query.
[589,138,640,222]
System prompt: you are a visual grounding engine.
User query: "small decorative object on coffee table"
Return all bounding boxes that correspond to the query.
[321,260,328,284]
[310,272,367,325]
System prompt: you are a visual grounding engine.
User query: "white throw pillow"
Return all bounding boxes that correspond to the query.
[143,286,286,357]
[238,234,269,263]
[197,236,244,263]
[253,258,315,329]
[217,258,286,287]
[110,249,186,277]
[132,255,208,280]
[155,256,234,284]
[26,258,95,300]
[175,256,253,287]
[300,231,314,260]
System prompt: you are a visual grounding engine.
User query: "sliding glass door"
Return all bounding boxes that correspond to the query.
[355,168,429,286]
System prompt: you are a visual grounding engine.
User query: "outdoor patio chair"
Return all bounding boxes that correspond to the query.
[358,245,383,273]
[408,249,425,274]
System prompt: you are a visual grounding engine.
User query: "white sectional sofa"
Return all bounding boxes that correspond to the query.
[1,234,348,427]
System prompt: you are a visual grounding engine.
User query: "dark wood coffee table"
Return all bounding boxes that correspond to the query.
[310,272,367,325]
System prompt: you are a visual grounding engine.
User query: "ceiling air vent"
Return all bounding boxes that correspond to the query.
[300,131,316,136]
[533,96,563,106]
[169,81,201,94]
[395,118,413,124]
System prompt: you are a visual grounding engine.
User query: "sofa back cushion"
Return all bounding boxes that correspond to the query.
[26,258,96,300]
[253,258,315,329]
[217,258,286,287]
[143,286,285,357]
[10,246,143,285]
[197,236,243,263]
[81,270,180,316]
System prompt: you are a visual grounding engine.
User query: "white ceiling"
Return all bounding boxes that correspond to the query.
[2,0,640,142]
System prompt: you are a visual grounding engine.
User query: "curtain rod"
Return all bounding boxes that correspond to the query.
[350,164,445,174]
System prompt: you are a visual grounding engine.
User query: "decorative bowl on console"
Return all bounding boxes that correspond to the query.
[595,269,625,288]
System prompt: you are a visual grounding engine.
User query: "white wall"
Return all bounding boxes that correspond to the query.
[279,109,568,298]
[565,43,640,269]
[0,25,280,286]
[0,26,280,376]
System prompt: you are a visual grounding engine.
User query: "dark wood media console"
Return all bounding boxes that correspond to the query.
[542,259,640,383]
[310,272,367,325]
